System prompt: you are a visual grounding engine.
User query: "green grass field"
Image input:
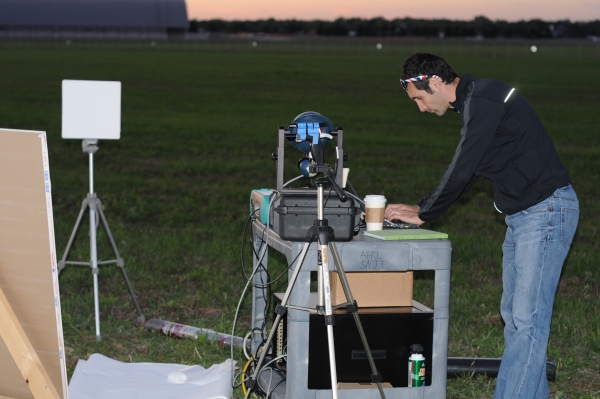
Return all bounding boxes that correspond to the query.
[0,38,599,398]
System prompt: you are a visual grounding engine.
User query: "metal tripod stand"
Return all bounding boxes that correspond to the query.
[246,175,386,398]
[58,139,144,341]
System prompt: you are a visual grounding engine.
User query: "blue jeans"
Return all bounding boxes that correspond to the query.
[494,185,579,399]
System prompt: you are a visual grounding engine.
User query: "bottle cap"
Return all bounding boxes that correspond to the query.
[410,344,423,354]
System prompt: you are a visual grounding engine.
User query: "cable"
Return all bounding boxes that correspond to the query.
[249,233,306,287]
[233,201,275,397]
[233,193,284,397]
[261,354,287,370]
[243,331,253,360]
[249,196,279,358]
[283,174,304,187]
[250,193,280,282]
[324,186,333,207]
[346,178,360,201]
[344,190,365,211]
[241,356,255,396]
[230,276,253,397]
[236,196,316,397]
[340,189,365,232]
[241,207,267,282]
[255,354,287,397]
[240,208,272,356]
[267,376,286,399]
[258,367,275,398]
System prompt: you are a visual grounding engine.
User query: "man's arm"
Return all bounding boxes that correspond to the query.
[385,204,424,225]
[417,95,503,222]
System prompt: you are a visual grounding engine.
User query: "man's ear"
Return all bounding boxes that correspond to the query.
[429,76,444,91]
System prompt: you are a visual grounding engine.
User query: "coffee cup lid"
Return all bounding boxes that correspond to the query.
[364,195,386,202]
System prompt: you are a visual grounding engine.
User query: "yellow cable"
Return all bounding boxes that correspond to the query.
[241,356,255,396]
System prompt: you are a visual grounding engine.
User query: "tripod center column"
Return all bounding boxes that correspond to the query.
[89,152,94,194]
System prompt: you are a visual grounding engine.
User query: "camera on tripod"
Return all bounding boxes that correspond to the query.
[267,111,361,242]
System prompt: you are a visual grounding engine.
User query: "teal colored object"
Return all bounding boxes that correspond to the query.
[250,188,273,225]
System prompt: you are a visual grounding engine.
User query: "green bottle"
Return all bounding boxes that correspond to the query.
[408,344,426,387]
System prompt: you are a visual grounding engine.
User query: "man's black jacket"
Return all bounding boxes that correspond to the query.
[417,74,570,222]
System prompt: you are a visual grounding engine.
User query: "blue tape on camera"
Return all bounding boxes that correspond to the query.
[309,122,320,144]
[297,122,307,141]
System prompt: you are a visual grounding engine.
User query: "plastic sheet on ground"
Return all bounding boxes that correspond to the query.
[68,353,235,399]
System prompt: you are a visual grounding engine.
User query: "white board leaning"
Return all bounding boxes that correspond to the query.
[62,80,121,140]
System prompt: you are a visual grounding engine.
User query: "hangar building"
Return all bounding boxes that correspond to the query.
[0,0,189,40]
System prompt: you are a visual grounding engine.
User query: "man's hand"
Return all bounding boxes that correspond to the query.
[385,204,424,226]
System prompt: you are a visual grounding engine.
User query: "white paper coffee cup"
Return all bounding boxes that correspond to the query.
[364,195,386,231]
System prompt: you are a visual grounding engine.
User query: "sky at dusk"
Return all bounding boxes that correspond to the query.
[187,0,600,22]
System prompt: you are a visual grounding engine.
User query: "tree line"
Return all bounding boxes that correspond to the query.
[189,16,600,39]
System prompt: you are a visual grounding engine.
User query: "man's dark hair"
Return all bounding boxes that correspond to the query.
[401,52,459,94]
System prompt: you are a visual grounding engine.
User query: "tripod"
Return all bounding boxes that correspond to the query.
[58,140,144,341]
[246,175,386,398]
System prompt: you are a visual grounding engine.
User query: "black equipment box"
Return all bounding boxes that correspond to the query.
[308,306,434,388]
[273,190,359,242]
[272,293,434,389]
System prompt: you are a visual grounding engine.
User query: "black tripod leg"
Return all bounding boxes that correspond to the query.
[329,241,387,399]
[95,197,145,323]
[58,197,89,275]
[244,241,312,399]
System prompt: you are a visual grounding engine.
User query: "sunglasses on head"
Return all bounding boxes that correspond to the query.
[400,74,440,91]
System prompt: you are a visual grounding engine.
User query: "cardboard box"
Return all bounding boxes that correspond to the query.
[329,271,413,307]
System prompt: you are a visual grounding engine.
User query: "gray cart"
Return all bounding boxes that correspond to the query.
[251,220,451,399]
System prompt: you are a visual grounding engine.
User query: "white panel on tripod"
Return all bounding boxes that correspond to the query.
[62,80,121,139]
